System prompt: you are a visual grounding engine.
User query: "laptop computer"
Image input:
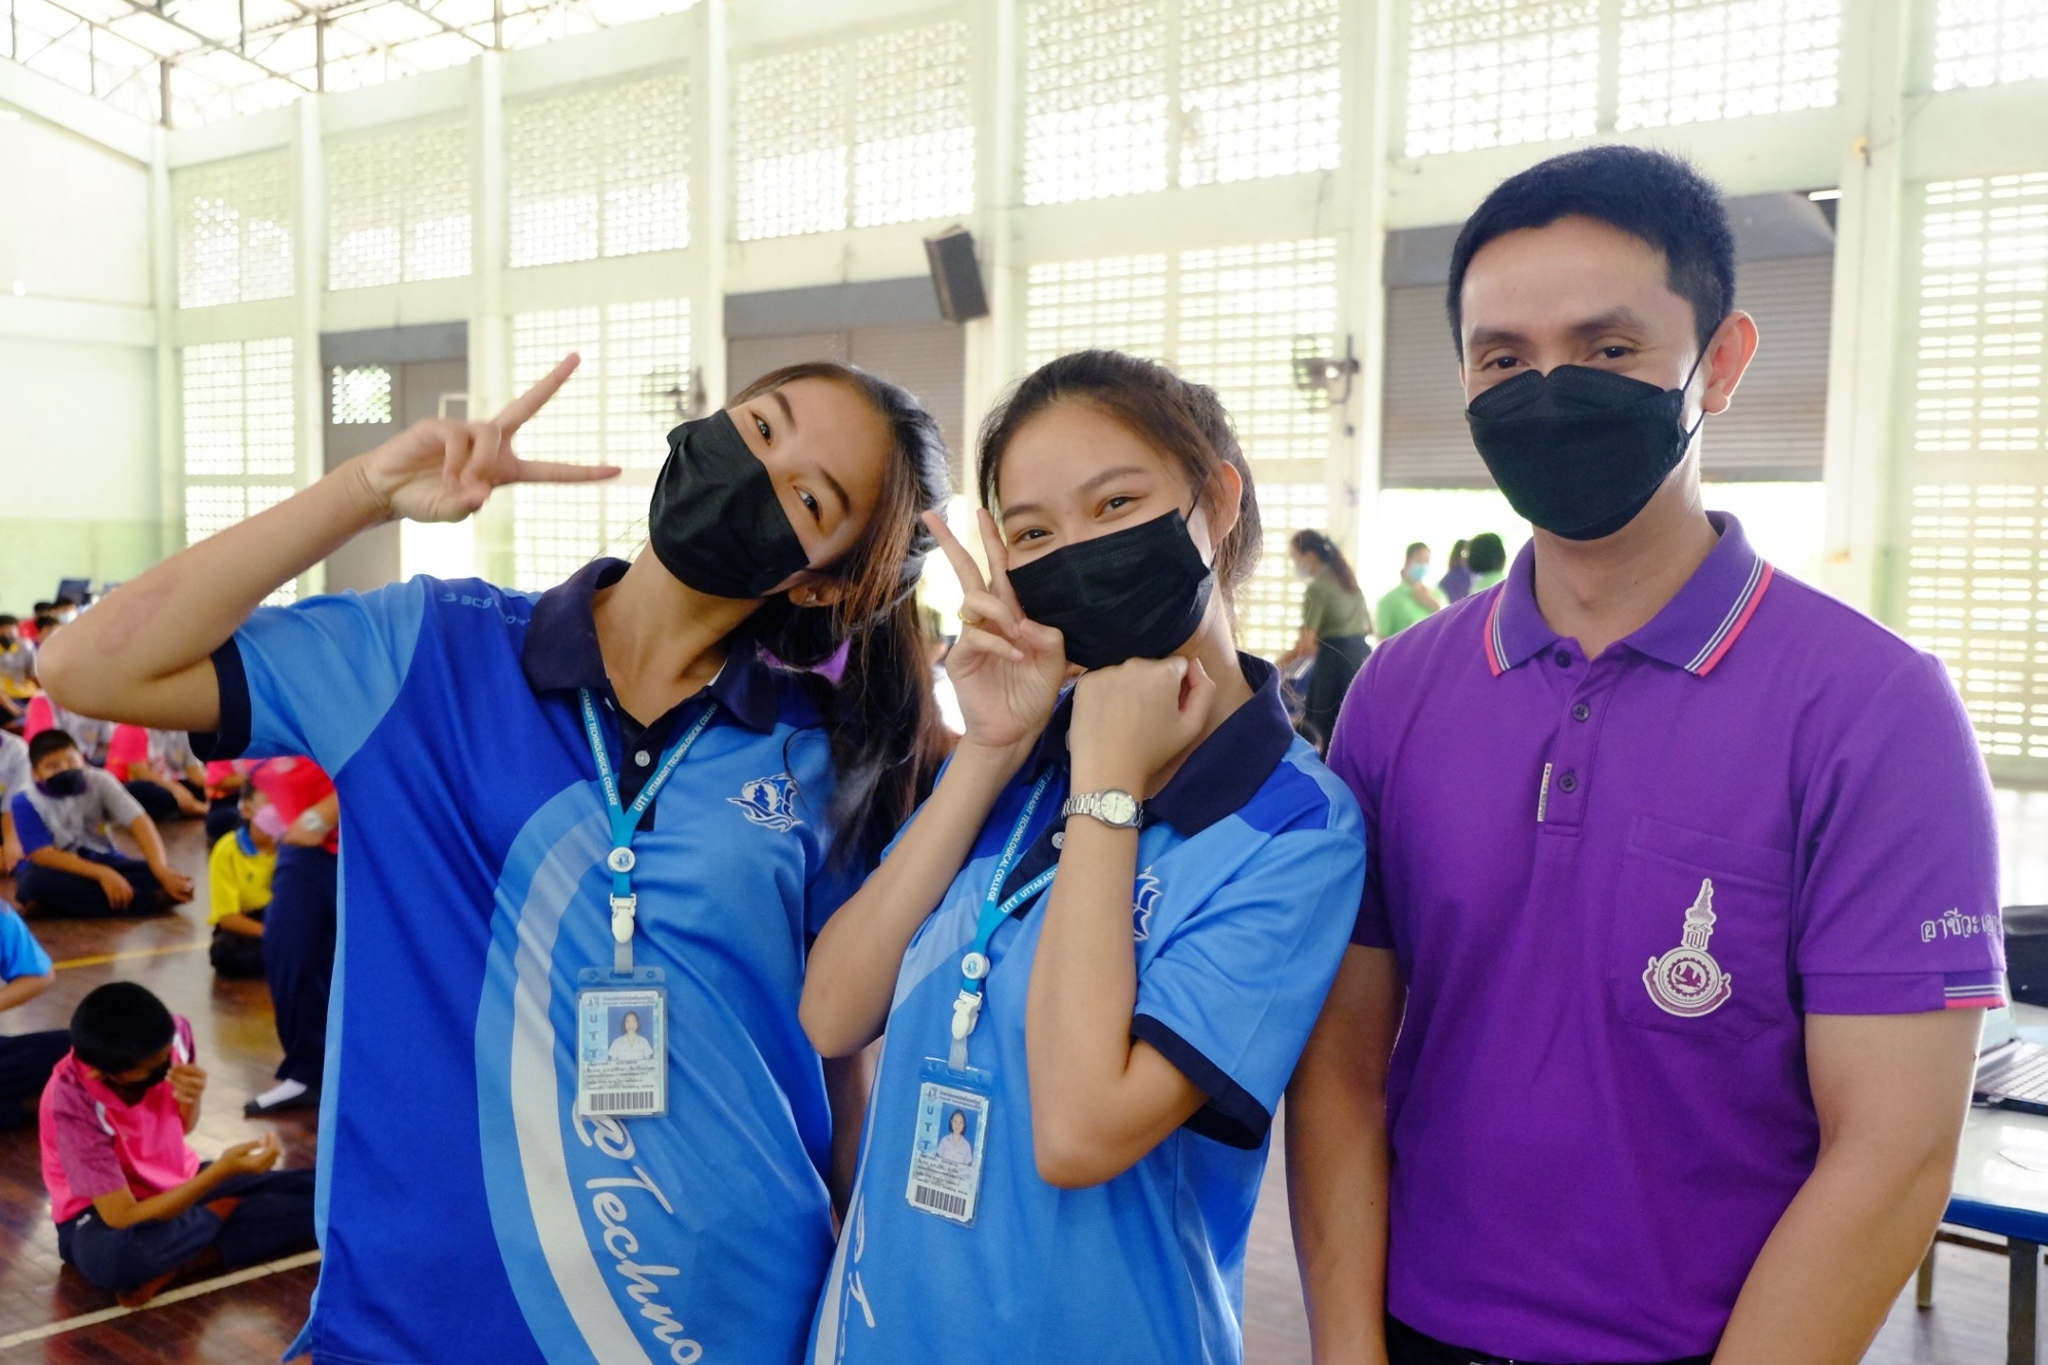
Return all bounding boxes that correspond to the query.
[1973,997,2048,1115]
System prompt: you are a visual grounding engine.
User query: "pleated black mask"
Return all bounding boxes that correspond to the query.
[647,412,812,599]
[1007,510,1214,670]
[1466,362,1705,542]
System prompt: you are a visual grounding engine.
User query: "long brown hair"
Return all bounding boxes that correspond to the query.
[1290,529,1358,595]
[975,349,1262,607]
[730,362,952,863]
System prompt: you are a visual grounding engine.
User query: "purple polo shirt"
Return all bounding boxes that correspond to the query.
[1329,513,2003,1363]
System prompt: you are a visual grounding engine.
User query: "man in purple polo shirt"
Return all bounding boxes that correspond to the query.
[1288,145,2004,1365]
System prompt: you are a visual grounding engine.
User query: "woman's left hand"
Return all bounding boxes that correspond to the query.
[1069,655,1214,795]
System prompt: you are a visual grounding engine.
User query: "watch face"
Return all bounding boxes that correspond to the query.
[1098,791,1139,825]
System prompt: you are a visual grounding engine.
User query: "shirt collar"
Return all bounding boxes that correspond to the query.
[1484,512,1775,679]
[520,557,780,733]
[1033,652,1296,838]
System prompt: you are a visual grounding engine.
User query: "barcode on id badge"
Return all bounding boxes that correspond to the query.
[587,1091,655,1113]
[912,1185,968,1219]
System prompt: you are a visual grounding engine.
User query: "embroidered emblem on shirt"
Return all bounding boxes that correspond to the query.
[729,774,802,832]
[1643,879,1733,1018]
[1132,868,1162,942]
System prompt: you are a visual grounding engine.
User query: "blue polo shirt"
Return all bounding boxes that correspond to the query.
[810,656,1363,1365]
[201,558,864,1365]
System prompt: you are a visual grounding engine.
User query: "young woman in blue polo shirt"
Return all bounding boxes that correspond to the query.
[801,349,1365,1365]
[41,356,951,1365]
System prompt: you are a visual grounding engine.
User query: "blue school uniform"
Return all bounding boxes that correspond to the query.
[809,656,1364,1365]
[200,558,864,1365]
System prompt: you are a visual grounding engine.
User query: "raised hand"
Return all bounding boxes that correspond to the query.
[356,354,619,524]
[927,508,1067,759]
[169,1062,207,1111]
[1069,654,1215,796]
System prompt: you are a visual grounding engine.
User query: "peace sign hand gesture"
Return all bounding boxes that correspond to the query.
[355,354,617,524]
[928,508,1068,761]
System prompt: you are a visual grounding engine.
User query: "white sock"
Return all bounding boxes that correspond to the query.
[254,1079,308,1107]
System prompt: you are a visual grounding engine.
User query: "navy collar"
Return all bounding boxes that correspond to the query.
[1033,652,1296,838]
[520,557,779,733]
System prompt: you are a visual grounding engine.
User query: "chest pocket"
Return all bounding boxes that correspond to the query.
[1609,816,1795,1042]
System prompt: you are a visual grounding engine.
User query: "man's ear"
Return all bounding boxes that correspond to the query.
[1699,310,1760,416]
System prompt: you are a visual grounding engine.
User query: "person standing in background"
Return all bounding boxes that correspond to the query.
[1436,540,1473,603]
[1374,543,1442,641]
[1279,531,1371,750]
[1467,532,1508,594]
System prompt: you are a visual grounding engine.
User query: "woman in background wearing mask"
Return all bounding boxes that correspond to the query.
[40,356,951,1365]
[1374,541,1443,640]
[802,349,1364,1365]
[1277,529,1370,751]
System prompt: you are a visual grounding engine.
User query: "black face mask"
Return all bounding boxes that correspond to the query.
[37,769,87,798]
[105,1058,171,1106]
[1465,361,1706,541]
[1007,510,1214,670]
[647,412,812,600]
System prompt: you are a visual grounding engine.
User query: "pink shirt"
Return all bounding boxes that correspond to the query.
[105,725,150,780]
[39,1018,202,1225]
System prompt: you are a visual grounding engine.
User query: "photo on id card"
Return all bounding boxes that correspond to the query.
[906,1062,990,1226]
[576,986,666,1117]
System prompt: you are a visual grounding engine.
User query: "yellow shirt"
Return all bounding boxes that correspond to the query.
[207,829,276,926]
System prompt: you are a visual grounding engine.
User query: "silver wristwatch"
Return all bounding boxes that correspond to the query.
[1060,789,1142,830]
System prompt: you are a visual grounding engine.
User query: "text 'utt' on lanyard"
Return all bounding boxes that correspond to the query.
[578,689,716,975]
[949,771,1059,1070]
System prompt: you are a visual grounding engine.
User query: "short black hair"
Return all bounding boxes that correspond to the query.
[70,982,174,1074]
[1404,542,1429,560]
[27,729,77,767]
[1468,532,1507,575]
[31,601,52,613]
[0,614,17,629]
[1447,146,1737,355]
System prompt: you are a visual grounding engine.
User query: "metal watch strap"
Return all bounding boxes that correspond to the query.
[1061,789,1142,830]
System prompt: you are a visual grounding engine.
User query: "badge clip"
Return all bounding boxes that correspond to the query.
[609,894,637,944]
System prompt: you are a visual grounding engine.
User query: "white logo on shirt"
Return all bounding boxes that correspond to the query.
[1643,879,1733,1018]
[729,774,803,832]
[1133,868,1162,942]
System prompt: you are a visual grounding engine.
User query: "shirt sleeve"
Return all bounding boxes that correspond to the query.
[10,793,53,856]
[1300,577,1329,636]
[0,908,52,981]
[201,577,432,773]
[46,1079,129,1205]
[1796,651,2005,1014]
[105,726,149,779]
[1130,819,1365,1148]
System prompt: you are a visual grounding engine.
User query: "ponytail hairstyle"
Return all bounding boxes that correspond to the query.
[1288,529,1358,595]
[729,362,953,865]
[976,349,1262,612]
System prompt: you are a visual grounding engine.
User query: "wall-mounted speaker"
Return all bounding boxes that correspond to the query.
[924,226,989,323]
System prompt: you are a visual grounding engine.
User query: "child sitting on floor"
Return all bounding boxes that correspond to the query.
[105,724,209,824]
[207,789,276,980]
[39,982,316,1305]
[10,730,194,917]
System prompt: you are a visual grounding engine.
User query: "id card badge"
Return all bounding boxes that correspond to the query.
[905,1058,993,1227]
[575,966,668,1118]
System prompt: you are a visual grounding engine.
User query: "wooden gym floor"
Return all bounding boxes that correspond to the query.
[0,796,2040,1362]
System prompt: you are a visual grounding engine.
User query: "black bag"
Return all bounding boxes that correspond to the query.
[2004,905,2048,1006]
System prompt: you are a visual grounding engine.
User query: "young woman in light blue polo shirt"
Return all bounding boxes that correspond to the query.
[801,349,1366,1365]
[41,357,951,1365]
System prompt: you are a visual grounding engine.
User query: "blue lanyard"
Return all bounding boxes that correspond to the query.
[949,771,1059,1067]
[579,688,717,974]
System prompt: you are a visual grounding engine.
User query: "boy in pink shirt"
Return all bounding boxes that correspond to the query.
[40,982,314,1305]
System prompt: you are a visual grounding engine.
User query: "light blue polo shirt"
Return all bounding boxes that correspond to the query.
[810,656,1363,1365]
[201,557,865,1365]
